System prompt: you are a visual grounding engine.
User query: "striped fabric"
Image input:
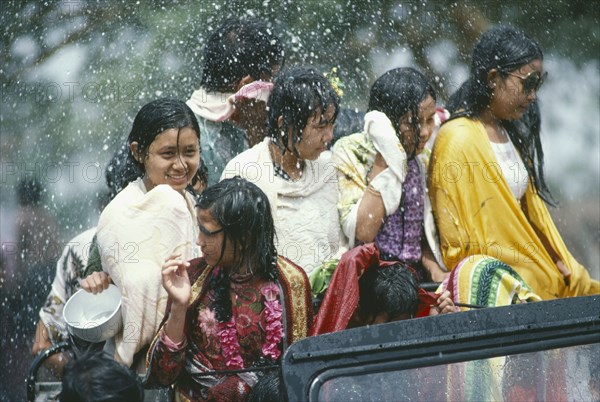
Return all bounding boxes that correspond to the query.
[440,254,542,310]
[437,255,542,401]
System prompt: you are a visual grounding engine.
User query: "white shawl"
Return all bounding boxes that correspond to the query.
[221,138,347,274]
[96,179,198,366]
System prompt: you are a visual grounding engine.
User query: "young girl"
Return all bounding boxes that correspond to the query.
[332,67,447,283]
[82,98,202,367]
[145,177,312,401]
[221,66,346,275]
[429,25,599,299]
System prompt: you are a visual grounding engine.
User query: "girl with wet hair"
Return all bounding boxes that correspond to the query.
[81,98,203,368]
[430,25,599,298]
[146,177,312,401]
[331,67,448,284]
[221,66,346,275]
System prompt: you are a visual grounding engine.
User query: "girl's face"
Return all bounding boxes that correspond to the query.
[398,95,436,155]
[292,104,336,161]
[488,59,544,121]
[195,208,238,269]
[132,127,200,193]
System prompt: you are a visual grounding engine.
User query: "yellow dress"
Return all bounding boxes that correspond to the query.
[428,117,599,299]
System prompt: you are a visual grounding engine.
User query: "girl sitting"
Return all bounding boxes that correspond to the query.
[145,177,312,401]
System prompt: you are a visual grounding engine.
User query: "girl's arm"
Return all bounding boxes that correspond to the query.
[421,238,449,283]
[355,153,388,243]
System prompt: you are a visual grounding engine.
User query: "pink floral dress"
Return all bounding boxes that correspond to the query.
[146,263,286,401]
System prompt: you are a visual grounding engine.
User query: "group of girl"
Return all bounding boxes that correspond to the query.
[69,24,598,401]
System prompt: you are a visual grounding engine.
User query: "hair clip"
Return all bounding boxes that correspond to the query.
[324,67,345,97]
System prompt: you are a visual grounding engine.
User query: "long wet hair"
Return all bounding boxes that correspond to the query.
[196,177,278,322]
[446,25,554,204]
[123,98,200,188]
[200,17,284,92]
[267,66,340,158]
[368,67,436,158]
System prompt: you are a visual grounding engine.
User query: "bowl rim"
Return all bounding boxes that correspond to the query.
[63,284,122,330]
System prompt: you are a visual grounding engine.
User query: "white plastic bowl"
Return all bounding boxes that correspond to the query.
[63,284,122,343]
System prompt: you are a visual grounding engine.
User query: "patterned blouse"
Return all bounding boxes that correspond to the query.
[149,272,273,401]
[375,158,424,265]
[39,227,96,342]
[146,257,313,402]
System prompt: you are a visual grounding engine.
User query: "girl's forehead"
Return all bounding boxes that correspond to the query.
[151,127,199,145]
[310,104,336,122]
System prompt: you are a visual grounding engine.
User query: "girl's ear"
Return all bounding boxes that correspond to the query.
[277,115,283,129]
[130,142,142,163]
[487,69,499,90]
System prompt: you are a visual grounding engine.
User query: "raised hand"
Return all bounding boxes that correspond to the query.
[161,253,191,308]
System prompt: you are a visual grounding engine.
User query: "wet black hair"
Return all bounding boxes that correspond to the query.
[446,25,554,204]
[267,66,340,157]
[188,158,209,196]
[359,263,420,320]
[196,177,277,322]
[124,98,200,188]
[332,108,365,147]
[368,67,436,158]
[200,17,284,92]
[59,350,143,402]
[105,142,135,199]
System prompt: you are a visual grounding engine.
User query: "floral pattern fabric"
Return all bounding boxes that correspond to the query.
[375,158,425,265]
[39,227,96,343]
[146,257,312,401]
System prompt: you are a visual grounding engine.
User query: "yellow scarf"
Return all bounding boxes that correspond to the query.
[428,117,599,299]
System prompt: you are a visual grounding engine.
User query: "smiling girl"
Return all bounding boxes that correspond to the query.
[89,99,202,367]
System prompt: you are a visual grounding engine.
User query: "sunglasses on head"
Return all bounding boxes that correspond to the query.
[507,70,548,93]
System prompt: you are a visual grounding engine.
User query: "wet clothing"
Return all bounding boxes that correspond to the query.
[145,256,312,401]
[222,138,347,274]
[375,158,425,266]
[197,117,247,186]
[332,112,444,270]
[97,179,199,366]
[429,117,599,299]
[310,243,438,336]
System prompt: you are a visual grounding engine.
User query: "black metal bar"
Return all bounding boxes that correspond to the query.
[27,342,73,402]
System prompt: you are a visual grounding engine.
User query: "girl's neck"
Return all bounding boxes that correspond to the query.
[478,108,501,127]
[478,109,509,143]
[269,141,305,180]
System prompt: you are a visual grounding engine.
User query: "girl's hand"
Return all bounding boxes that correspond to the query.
[162,253,191,308]
[430,290,458,316]
[81,271,111,294]
[367,152,389,183]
